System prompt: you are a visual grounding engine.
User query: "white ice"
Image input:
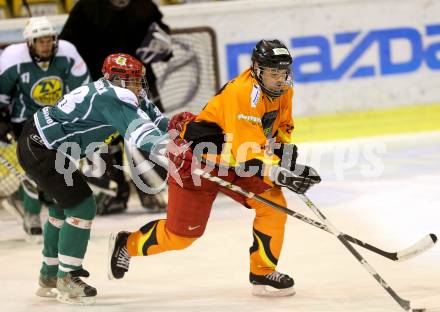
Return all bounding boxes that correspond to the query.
[1,131,439,312]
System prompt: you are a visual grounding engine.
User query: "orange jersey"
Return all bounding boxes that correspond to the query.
[183,68,294,168]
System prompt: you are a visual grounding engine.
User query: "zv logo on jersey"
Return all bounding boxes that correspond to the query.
[31,76,63,106]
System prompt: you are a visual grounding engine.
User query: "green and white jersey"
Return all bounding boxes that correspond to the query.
[139,97,168,133]
[34,79,168,159]
[0,40,91,123]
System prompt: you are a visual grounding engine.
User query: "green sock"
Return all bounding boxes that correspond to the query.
[57,196,96,278]
[40,205,65,277]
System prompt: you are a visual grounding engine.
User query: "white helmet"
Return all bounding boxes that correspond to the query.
[23,17,58,63]
[23,16,57,41]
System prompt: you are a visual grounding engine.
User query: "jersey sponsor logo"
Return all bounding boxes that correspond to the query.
[226,24,440,82]
[237,114,262,125]
[31,76,63,106]
[250,84,260,108]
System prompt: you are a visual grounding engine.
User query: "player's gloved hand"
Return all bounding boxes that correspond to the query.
[136,22,173,65]
[166,136,194,179]
[274,143,298,171]
[167,111,196,132]
[269,164,321,194]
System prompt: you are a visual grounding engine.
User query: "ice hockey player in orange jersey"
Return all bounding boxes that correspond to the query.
[109,39,321,297]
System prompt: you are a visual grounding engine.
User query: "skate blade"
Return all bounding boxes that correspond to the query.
[251,285,295,297]
[107,232,117,280]
[35,287,57,298]
[56,292,96,305]
[25,234,43,244]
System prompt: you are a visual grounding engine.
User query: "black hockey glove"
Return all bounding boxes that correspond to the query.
[269,164,321,194]
[136,22,173,65]
[0,110,12,143]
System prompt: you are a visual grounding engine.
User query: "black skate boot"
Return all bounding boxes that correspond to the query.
[56,269,97,305]
[108,231,131,280]
[249,271,295,297]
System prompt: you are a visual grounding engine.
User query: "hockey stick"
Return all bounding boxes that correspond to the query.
[190,167,437,262]
[297,194,415,311]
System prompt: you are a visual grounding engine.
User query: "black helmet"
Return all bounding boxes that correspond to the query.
[251,39,293,98]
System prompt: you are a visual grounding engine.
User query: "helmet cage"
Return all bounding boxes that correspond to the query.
[102,54,149,98]
[253,64,293,98]
[109,74,149,98]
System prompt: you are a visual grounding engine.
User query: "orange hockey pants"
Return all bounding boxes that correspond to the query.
[126,170,287,275]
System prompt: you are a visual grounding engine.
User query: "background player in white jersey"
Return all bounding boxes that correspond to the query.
[0,16,91,240]
[16,53,174,304]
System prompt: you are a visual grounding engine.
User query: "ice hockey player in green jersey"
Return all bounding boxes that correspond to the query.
[16,53,169,304]
[0,16,91,241]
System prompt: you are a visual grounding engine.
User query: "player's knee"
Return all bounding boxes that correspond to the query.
[165,229,197,251]
[170,236,196,250]
[272,209,287,224]
[63,195,97,220]
[252,190,288,227]
[48,205,66,220]
[47,205,66,229]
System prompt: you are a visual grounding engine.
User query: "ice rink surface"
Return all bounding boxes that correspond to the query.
[1,131,439,312]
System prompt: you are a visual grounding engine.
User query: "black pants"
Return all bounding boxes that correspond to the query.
[16,119,92,209]
[11,122,25,139]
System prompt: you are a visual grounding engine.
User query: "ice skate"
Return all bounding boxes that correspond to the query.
[108,231,131,280]
[250,271,295,297]
[35,275,57,298]
[56,269,97,305]
[23,211,43,243]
